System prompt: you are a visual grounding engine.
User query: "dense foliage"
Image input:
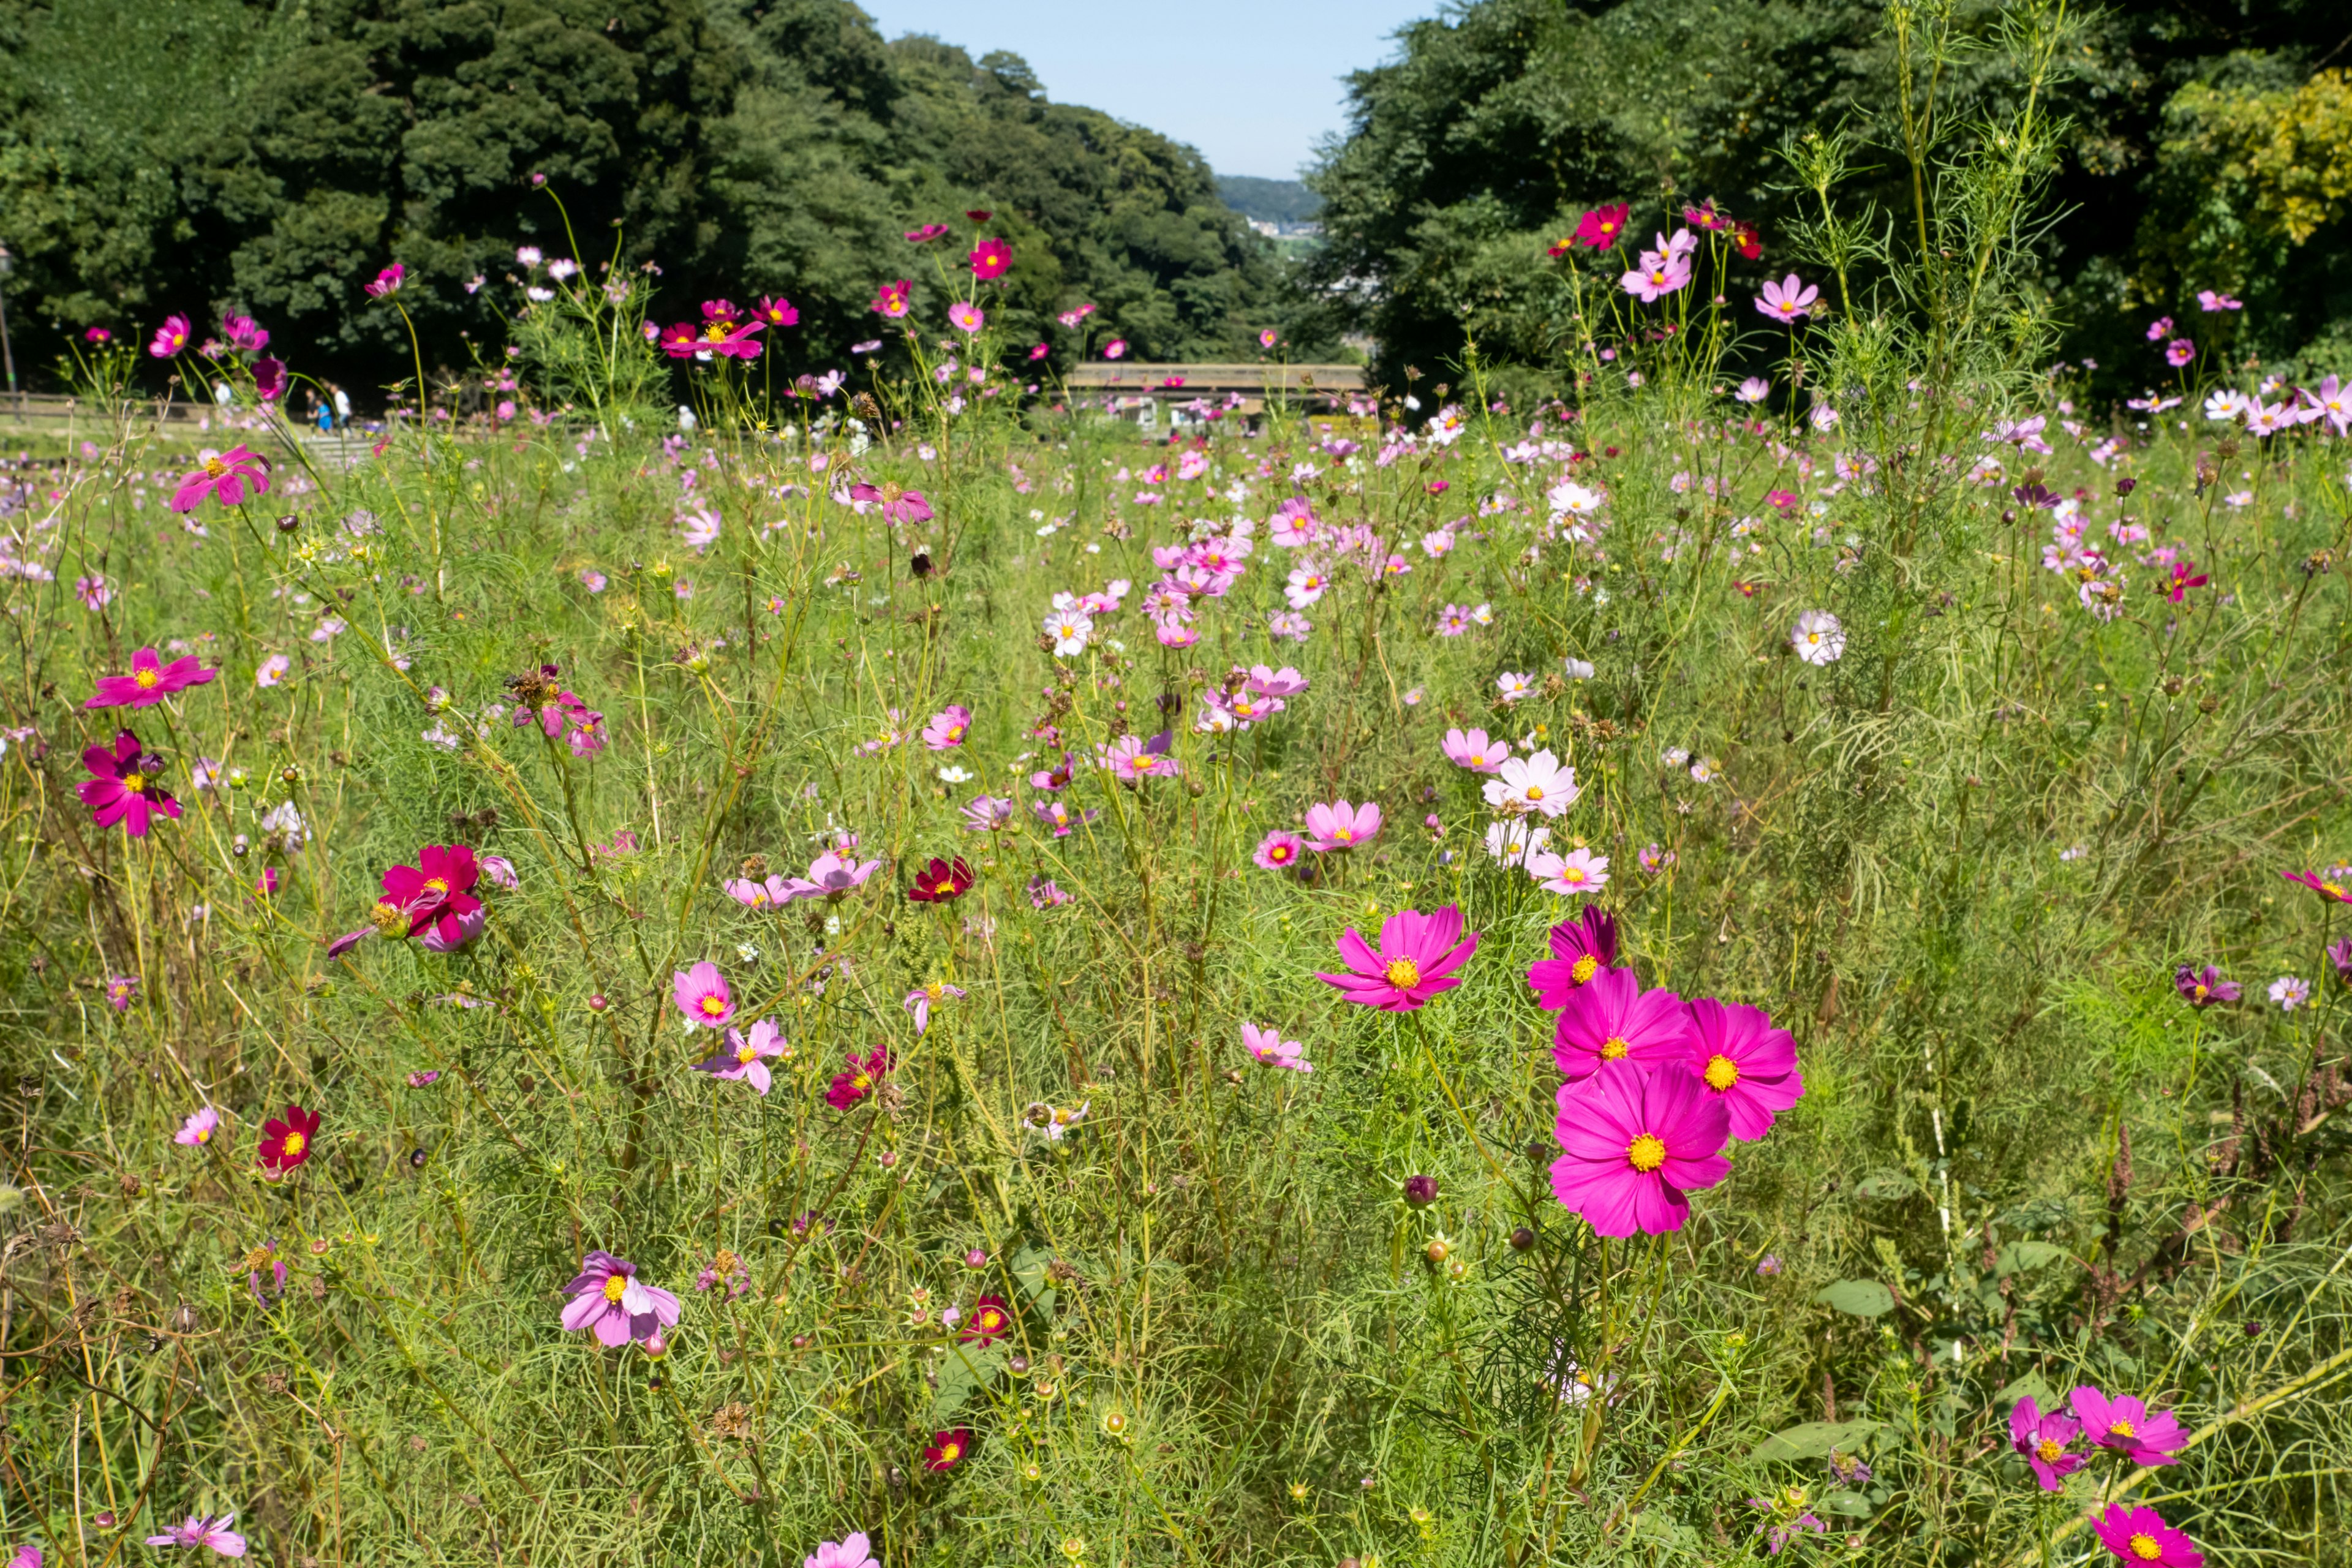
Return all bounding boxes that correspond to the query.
[0,0,1296,398]
[1306,0,2352,401]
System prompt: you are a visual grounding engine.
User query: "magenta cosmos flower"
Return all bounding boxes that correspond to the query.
[1552,966,1691,1082]
[1317,905,1477,1011]
[1527,906,1618,1009]
[80,731,181,837]
[872,280,913,317]
[970,238,1012,280]
[1574,204,1629,248]
[1755,273,1819,322]
[2283,868,2351,903]
[170,447,270,512]
[922,704,973,749]
[2069,1385,2187,1466]
[386,845,483,946]
[674,961,736,1029]
[86,646,219,709]
[2008,1396,2085,1491]
[1549,1060,1730,1236]
[1253,830,1304,870]
[693,1017,790,1094]
[145,1513,246,1556]
[1684,998,1803,1141]
[1303,799,1381,852]
[2091,1504,2202,1568]
[151,314,194,358]
[561,1251,681,1347]
[364,263,404,298]
[2174,963,2239,1006]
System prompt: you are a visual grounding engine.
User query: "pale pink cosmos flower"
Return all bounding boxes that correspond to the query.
[724,874,793,909]
[1303,799,1381,851]
[1242,1022,1312,1073]
[1496,671,1534,702]
[1530,846,1608,895]
[1483,750,1578,818]
[693,1017,790,1094]
[673,961,735,1030]
[145,1515,246,1557]
[176,1107,223,1147]
[1442,727,1510,774]
[1755,274,1818,322]
[1619,252,1692,303]
[805,1532,880,1568]
[1736,377,1770,404]
[2197,288,2242,312]
[781,851,881,900]
[2166,338,2195,368]
[922,704,973,749]
[1246,664,1308,696]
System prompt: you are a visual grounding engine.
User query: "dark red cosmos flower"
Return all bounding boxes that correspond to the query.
[1733,222,1763,260]
[258,1103,321,1174]
[1526,905,1619,1010]
[963,209,992,224]
[825,1046,892,1110]
[960,1295,1014,1345]
[80,731,181,837]
[924,1427,973,1472]
[908,856,973,903]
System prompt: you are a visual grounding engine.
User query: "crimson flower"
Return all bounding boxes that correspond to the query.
[1574,204,1630,248]
[826,1046,892,1110]
[658,321,701,357]
[1317,905,1478,1011]
[258,1103,320,1174]
[80,731,181,837]
[923,1427,973,1472]
[252,357,288,401]
[1733,222,1763,259]
[908,856,973,903]
[170,446,270,512]
[960,1295,1013,1345]
[970,239,1012,280]
[964,209,992,222]
[85,647,217,710]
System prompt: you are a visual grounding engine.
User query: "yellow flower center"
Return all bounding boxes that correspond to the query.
[2128,1535,2162,1562]
[979,1309,1003,1330]
[281,1131,306,1158]
[947,724,965,741]
[203,457,229,478]
[424,877,449,896]
[938,1440,962,1463]
[1600,1036,1630,1060]
[851,1071,871,1091]
[196,1125,212,1143]
[1705,1055,1740,1091]
[1627,1134,1667,1172]
[603,1275,629,1302]
[1806,631,1822,645]
[1271,845,1291,862]
[699,995,728,1016]
[1384,958,1421,990]
[121,771,148,793]
[135,668,160,688]
[1571,955,1599,985]
[2192,982,2209,999]
[2325,881,2345,899]
[703,323,729,341]
[1333,828,1353,842]
[1525,786,1544,801]
[2035,1439,2065,1463]
[736,1042,759,1064]
[369,899,407,935]
[1559,867,1583,884]
[2109,1419,2135,1439]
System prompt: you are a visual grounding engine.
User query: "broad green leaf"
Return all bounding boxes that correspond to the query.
[1814,1279,1896,1317]
[1750,1419,1884,1463]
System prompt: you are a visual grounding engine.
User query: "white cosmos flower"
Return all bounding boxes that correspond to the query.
[1041,608,1093,657]
[1791,609,1845,665]
[1483,750,1578,818]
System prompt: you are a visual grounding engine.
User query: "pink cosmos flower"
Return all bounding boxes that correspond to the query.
[2145,315,2173,341]
[673,960,736,1030]
[222,313,268,352]
[1530,846,1608,896]
[2174,962,2239,1006]
[2283,868,2351,903]
[1253,829,1304,870]
[145,1515,246,1557]
[1548,1060,1730,1236]
[80,731,181,837]
[903,980,967,1034]
[1575,204,1630,248]
[1620,254,1692,303]
[1553,967,1692,1082]
[2165,337,2195,368]
[1242,1022,1311,1072]
[872,280,913,317]
[2068,1386,2187,1467]
[105,973,138,1010]
[1104,339,1127,360]
[151,314,194,357]
[171,447,270,512]
[561,1251,681,1347]
[693,1017,790,1095]
[922,704,973,749]
[1246,664,1308,696]
[1483,750,1578,817]
[1756,274,1819,322]
[1441,727,1510,773]
[725,874,792,909]
[383,845,483,948]
[1303,798,1381,851]
[1099,731,1179,783]
[806,1532,880,1568]
[2008,1396,2085,1491]
[970,239,1012,280]
[906,224,949,243]
[252,357,287,401]
[2090,1505,2202,1568]
[364,263,405,300]
[85,646,218,709]
[1527,907,1619,1008]
[784,850,880,900]
[754,295,799,328]
[949,301,985,334]
[1683,998,1803,1140]
[1317,905,1478,1011]
[176,1106,223,1148]
[2196,289,2242,312]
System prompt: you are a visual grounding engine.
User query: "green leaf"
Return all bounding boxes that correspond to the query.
[929,1343,1008,1425]
[1995,1240,2067,1272]
[1750,1419,1884,1463]
[1817,1488,1873,1518]
[1813,1280,1897,1317]
[1855,1171,1913,1200]
[1995,1371,2057,1410]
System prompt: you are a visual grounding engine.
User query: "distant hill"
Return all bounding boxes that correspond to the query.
[1218,176,1322,227]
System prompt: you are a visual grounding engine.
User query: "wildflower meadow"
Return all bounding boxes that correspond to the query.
[6,6,2352,1566]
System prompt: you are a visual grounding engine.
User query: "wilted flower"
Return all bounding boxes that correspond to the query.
[826,1046,892,1110]
[903,980,967,1034]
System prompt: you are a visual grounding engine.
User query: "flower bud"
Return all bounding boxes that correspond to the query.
[1403,1174,1438,1208]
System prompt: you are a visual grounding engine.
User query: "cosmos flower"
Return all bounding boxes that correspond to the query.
[2068,1386,2187,1467]
[970,239,1012,280]
[908,857,974,903]
[1791,610,1844,664]
[923,1428,973,1472]
[176,1107,223,1148]
[1553,967,1691,1082]
[2270,975,2310,1011]
[754,295,799,328]
[903,980,967,1034]
[693,1017,790,1095]
[1242,1022,1312,1072]
[560,1252,682,1348]
[2009,1396,2085,1492]
[85,647,217,710]
[1303,799,1381,851]
[79,731,181,837]
[2090,1504,2202,1568]
[1575,204,1630,248]
[960,1295,1014,1344]
[1527,906,1619,1008]
[826,1046,892,1110]
[170,447,270,512]
[805,1533,879,1568]
[1484,819,1550,867]
[1755,274,1819,322]
[1317,905,1478,1012]
[923,706,973,748]
[1253,830,1304,871]
[143,1515,246,1557]
[673,960,736,1030]
[1441,727,1510,773]
[1620,252,1692,303]
[257,1103,320,1174]
[872,280,913,317]
[364,263,405,299]
[2283,869,2351,903]
[1483,750,1578,818]
[1548,1060,1730,1236]
[726,874,792,910]
[949,301,985,334]
[1530,846,1608,896]
[151,314,194,357]
[1683,998,1804,1140]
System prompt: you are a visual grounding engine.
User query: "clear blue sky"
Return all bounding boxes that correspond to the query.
[858,0,1440,180]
